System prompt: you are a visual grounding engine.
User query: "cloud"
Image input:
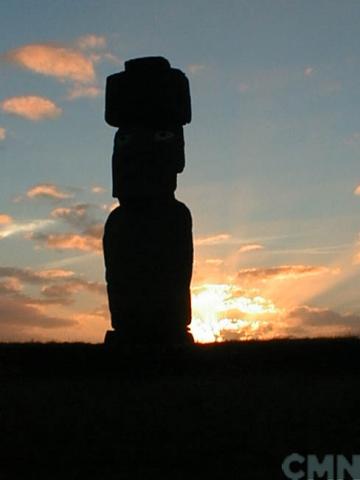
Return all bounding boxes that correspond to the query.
[354,185,360,196]
[6,43,96,83]
[304,66,314,76]
[205,258,224,266]
[187,64,205,75]
[237,265,336,283]
[31,226,103,253]
[41,278,105,301]
[238,83,250,93]
[91,186,106,194]
[0,266,75,284]
[102,201,118,212]
[1,96,62,121]
[27,201,104,253]
[0,277,22,294]
[195,233,231,246]
[0,219,53,239]
[90,52,121,65]
[26,183,74,201]
[0,271,77,329]
[0,214,12,225]
[0,265,104,309]
[0,263,107,340]
[345,133,360,146]
[67,84,102,100]
[0,295,76,329]
[50,204,97,228]
[76,35,107,50]
[0,127,6,141]
[287,305,360,329]
[36,269,75,279]
[238,243,264,253]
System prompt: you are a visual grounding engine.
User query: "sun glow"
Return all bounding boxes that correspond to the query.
[190,284,279,343]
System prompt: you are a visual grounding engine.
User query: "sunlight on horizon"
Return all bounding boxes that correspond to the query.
[190,283,280,343]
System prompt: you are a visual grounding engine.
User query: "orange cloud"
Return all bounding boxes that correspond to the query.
[1,96,62,121]
[354,185,360,196]
[67,85,102,100]
[6,43,95,83]
[238,243,264,253]
[195,233,231,246]
[32,230,102,252]
[27,183,73,200]
[37,269,75,280]
[0,214,12,225]
[205,258,223,266]
[0,127,6,141]
[0,277,22,294]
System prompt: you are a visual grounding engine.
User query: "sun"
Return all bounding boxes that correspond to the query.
[190,283,280,343]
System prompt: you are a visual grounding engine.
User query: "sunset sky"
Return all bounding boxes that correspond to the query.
[1,0,360,342]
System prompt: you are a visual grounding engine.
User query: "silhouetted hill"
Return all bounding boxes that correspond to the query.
[1,337,359,479]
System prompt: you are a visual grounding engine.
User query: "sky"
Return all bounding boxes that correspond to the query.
[1,0,360,342]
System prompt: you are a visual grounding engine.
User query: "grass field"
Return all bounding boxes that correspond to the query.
[1,337,359,479]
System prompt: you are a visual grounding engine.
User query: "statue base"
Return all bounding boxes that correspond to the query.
[104,328,194,348]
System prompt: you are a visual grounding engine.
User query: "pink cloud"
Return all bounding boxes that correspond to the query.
[6,43,96,83]
[0,127,6,141]
[187,64,205,75]
[50,203,101,229]
[76,35,107,50]
[1,96,62,121]
[345,132,360,146]
[238,83,250,93]
[26,183,73,200]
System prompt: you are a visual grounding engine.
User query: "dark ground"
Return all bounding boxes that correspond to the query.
[0,337,359,479]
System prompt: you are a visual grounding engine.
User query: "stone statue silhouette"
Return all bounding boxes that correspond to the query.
[103,57,194,345]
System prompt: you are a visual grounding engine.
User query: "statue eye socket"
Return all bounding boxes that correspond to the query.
[154,131,175,141]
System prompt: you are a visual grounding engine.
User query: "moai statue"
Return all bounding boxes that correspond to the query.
[103,57,194,345]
